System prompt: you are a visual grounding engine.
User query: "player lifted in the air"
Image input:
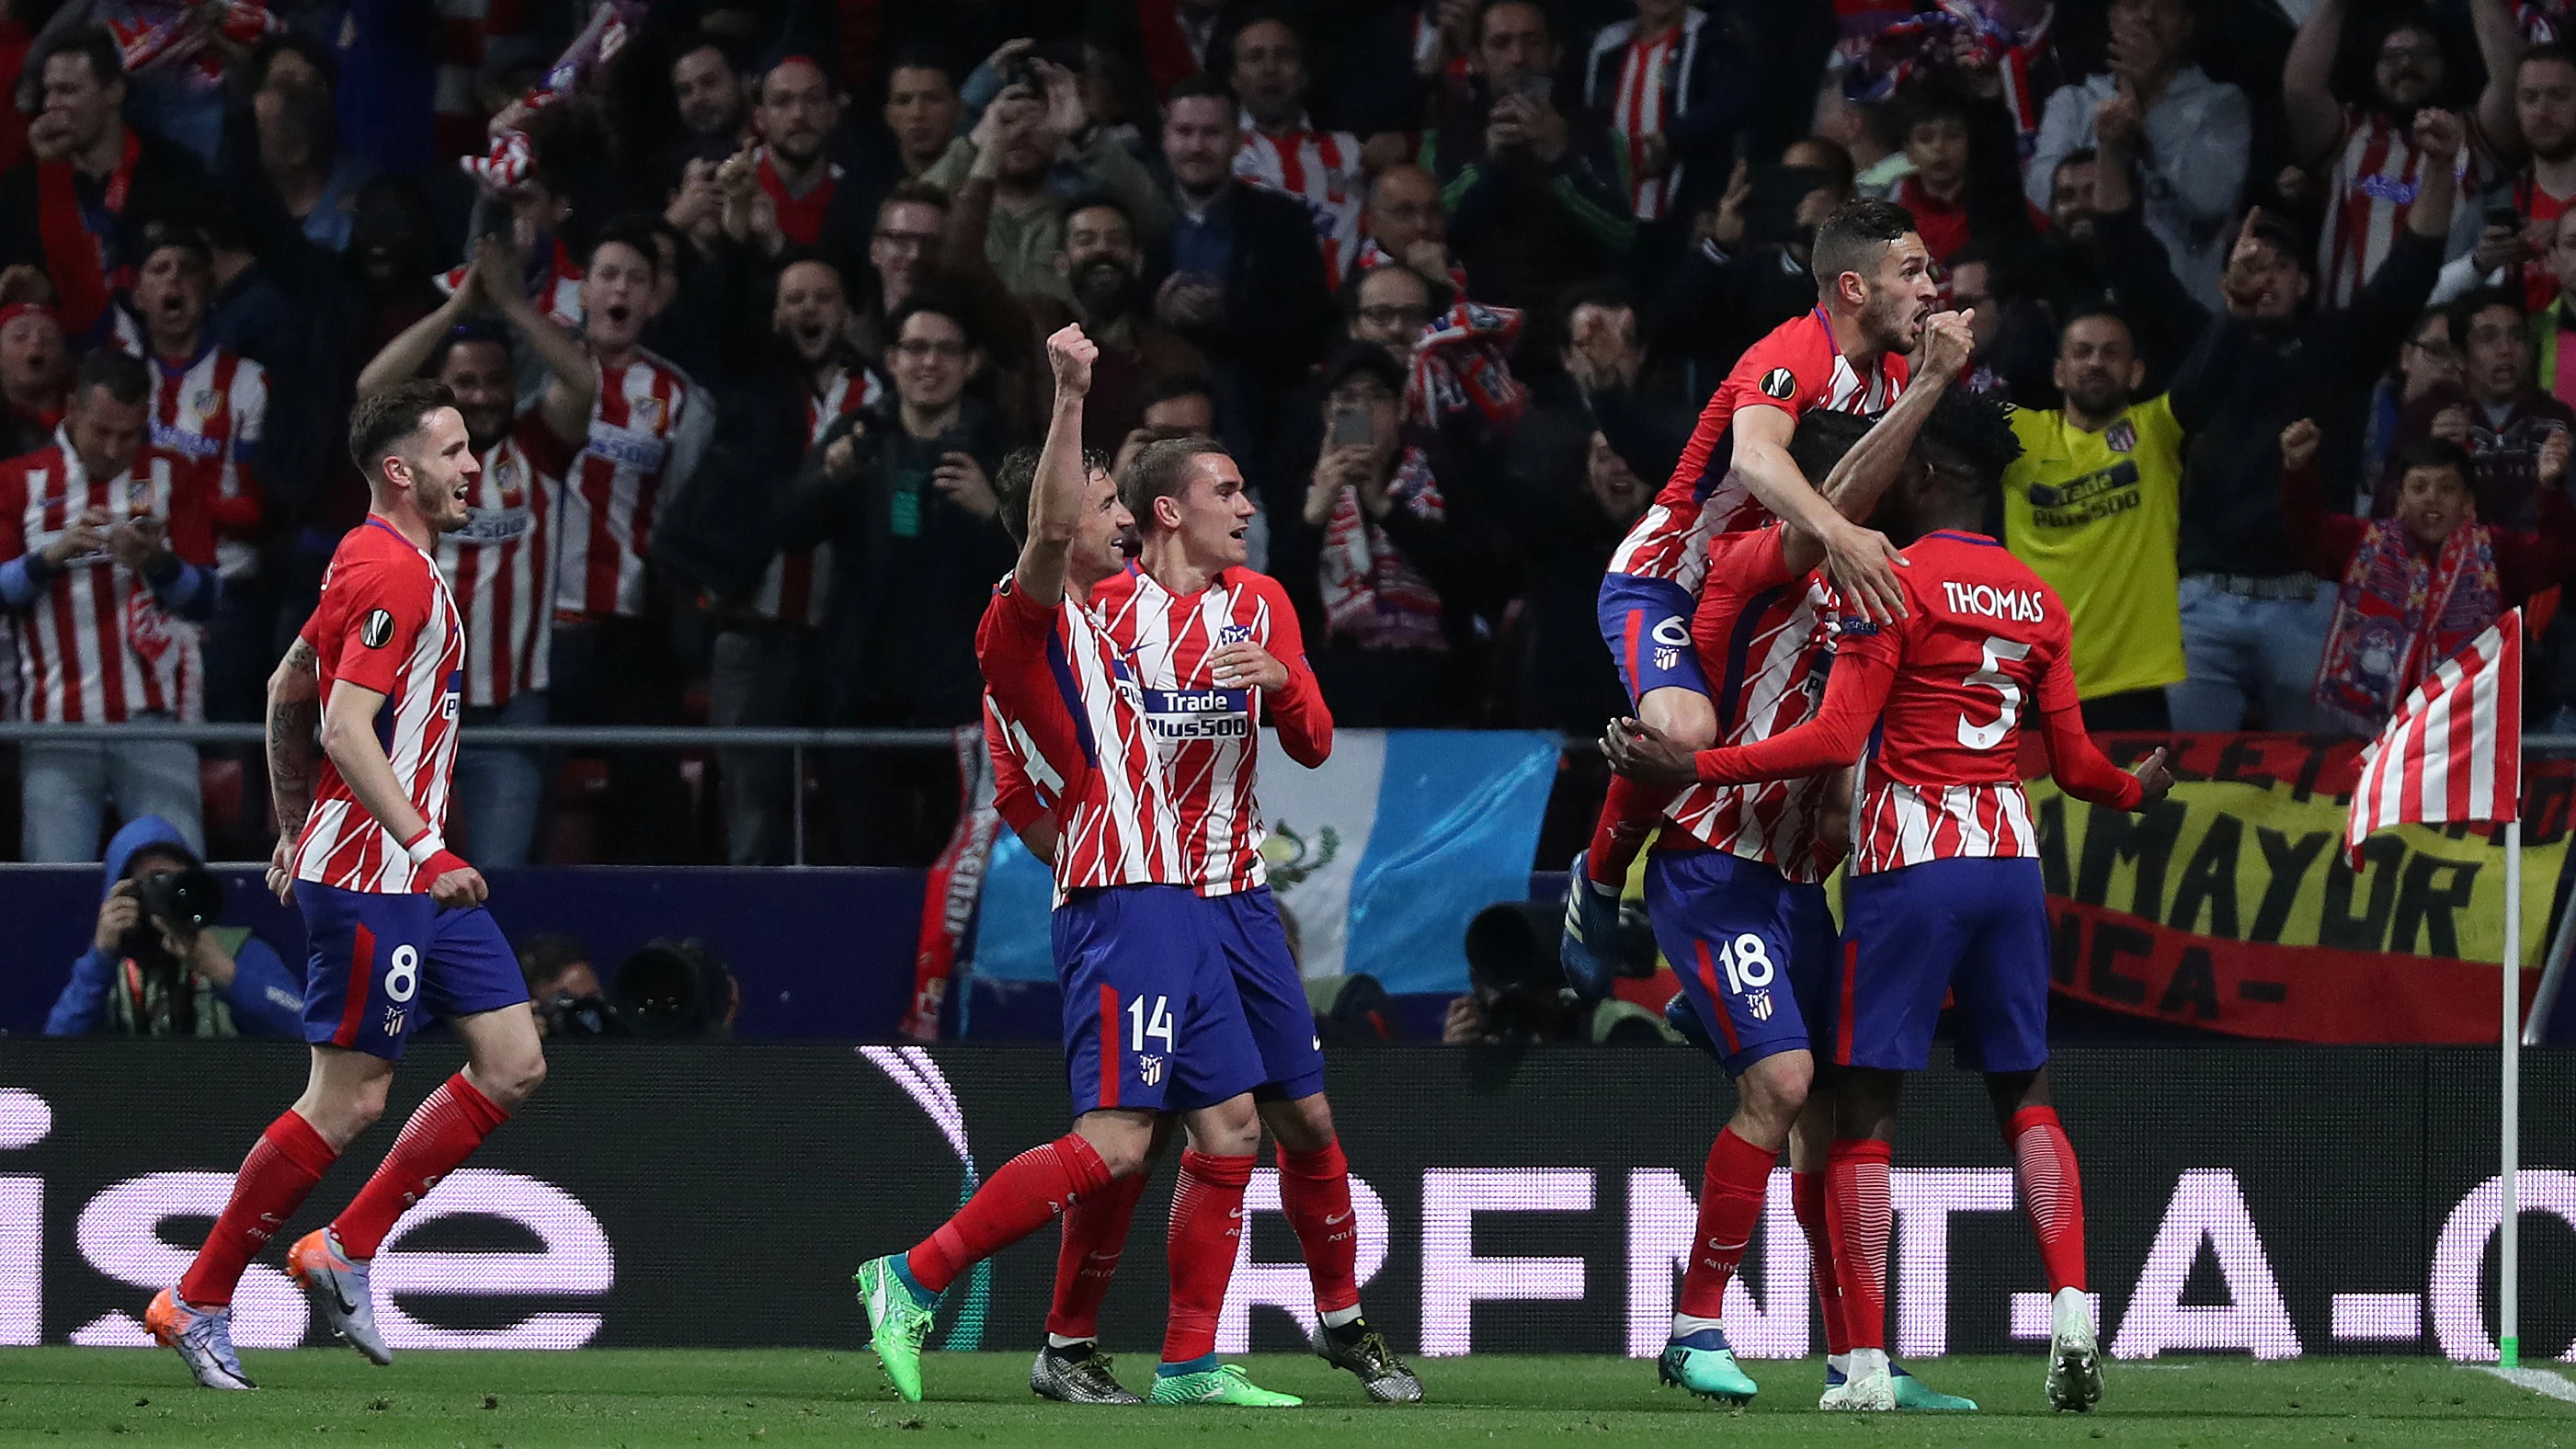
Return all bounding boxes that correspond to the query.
[855,325,1296,1409]
[150,380,546,1389]
[1608,387,2174,1414]
[986,434,1419,1404]
[1636,325,1978,1412]
[1566,198,1934,993]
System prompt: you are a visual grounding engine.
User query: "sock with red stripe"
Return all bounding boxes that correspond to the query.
[1586,776,1673,886]
[1825,1138,1893,1352]
[179,1111,338,1307]
[1791,1169,1852,1357]
[1277,1140,1362,1320]
[1161,1149,1254,1368]
[1046,1169,1148,1343]
[333,1073,510,1260]
[1671,1127,1773,1332]
[908,1133,1112,1295]
[2009,1105,2088,1293]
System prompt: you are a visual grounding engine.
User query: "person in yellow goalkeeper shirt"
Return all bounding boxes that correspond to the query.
[2002,306,2190,729]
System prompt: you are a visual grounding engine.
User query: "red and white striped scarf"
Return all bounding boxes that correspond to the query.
[1318,448,1447,652]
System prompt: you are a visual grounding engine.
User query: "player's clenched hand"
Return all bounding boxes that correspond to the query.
[428,864,488,909]
[1046,324,1097,397]
[1600,717,1699,787]
[1920,308,1975,381]
[2131,747,2175,808]
[2278,418,2320,473]
[267,835,296,906]
[1208,641,1288,690]
[1821,519,1909,624]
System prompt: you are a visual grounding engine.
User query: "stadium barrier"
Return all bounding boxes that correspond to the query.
[3,1043,2566,1361]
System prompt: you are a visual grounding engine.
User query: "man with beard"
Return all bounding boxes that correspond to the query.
[2000,308,2194,731]
[718,56,872,273]
[671,40,747,157]
[2026,0,2247,311]
[2286,0,2523,308]
[352,240,595,867]
[927,59,1166,305]
[2445,44,2576,312]
[1035,196,1206,452]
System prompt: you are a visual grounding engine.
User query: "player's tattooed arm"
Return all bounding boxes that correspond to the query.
[264,638,322,837]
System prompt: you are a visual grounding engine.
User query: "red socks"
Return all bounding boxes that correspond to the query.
[1586,775,1673,885]
[2010,1105,2088,1294]
[1676,1127,1772,1321]
[179,1111,338,1308]
[1825,1138,1893,1352]
[332,1074,509,1261]
[1162,1149,1253,1364]
[910,1133,1113,1295]
[1276,1140,1362,1318]
[1046,1169,1148,1341]
[1792,1169,1851,1356]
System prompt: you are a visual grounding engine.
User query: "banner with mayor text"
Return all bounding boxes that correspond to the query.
[2026,734,2567,1043]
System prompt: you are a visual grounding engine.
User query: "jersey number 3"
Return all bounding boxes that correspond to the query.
[1957,635,2030,750]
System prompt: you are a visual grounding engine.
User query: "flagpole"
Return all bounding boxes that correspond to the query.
[2502,818,2522,1370]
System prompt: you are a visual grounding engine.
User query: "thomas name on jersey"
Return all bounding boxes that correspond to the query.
[1943,581,2048,623]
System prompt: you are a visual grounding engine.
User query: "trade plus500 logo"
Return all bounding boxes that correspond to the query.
[0,1087,612,1351]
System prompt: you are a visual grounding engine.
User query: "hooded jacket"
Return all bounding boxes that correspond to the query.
[45,816,302,1038]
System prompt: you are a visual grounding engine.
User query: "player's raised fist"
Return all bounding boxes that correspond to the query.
[1046,325,1097,396]
[2278,418,2320,473]
[2131,747,2175,808]
[1921,308,1975,380]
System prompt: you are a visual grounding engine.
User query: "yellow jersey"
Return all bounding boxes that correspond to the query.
[2001,395,2187,700]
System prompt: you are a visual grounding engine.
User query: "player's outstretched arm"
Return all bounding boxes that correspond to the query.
[1734,405,1909,622]
[262,637,321,904]
[1784,313,1976,577]
[319,679,487,907]
[1013,324,1098,610]
[2032,645,2163,809]
[1602,647,1898,789]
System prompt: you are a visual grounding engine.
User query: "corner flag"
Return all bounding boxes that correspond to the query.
[2346,610,2523,864]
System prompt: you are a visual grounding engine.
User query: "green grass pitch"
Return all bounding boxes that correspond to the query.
[0,1350,2570,1448]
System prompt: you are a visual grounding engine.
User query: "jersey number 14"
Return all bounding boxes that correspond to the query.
[1126,995,1176,1054]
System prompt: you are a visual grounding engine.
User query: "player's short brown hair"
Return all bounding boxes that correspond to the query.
[1120,437,1233,531]
[348,380,457,482]
[994,444,1113,548]
[1811,198,1918,295]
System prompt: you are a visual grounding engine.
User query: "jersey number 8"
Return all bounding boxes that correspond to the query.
[385,944,421,1005]
[1957,635,2031,750]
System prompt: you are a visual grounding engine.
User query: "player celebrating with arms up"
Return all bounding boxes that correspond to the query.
[1567,199,1938,992]
[1607,389,2173,1414]
[150,381,544,1389]
[1003,437,1418,1404]
[856,327,1294,1409]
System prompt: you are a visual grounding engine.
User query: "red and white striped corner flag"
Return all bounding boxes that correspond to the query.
[2347,609,2524,864]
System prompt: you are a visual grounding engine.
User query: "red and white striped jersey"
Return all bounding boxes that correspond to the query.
[1692,531,2142,874]
[1608,308,1907,590]
[0,439,209,722]
[293,517,465,894]
[141,343,266,569]
[1606,23,1681,222]
[558,350,699,619]
[439,414,573,709]
[750,365,879,628]
[1089,564,1333,896]
[1662,528,1838,882]
[976,574,1187,906]
[2318,106,2484,308]
[1235,116,1364,285]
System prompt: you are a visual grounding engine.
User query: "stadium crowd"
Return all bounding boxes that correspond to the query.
[3,0,2574,869]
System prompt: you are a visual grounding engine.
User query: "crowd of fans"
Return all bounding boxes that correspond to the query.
[5,0,2576,871]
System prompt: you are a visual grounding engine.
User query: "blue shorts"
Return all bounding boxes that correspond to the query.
[1056,884,1263,1117]
[1205,887,1327,1101]
[1833,858,2052,1074]
[1598,573,1710,704]
[298,882,527,1061]
[1644,849,1834,1078]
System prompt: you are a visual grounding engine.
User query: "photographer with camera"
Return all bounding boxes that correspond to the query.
[1442,899,1679,1047]
[46,816,302,1038]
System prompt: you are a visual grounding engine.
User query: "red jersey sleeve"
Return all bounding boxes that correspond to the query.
[983,693,1050,834]
[323,555,430,697]
[2033,610,2144,809]
[1249,572,1331,768]
[1690,570,1910,785]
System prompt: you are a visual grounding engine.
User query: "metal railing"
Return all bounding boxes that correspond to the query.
[0,722,961,868]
